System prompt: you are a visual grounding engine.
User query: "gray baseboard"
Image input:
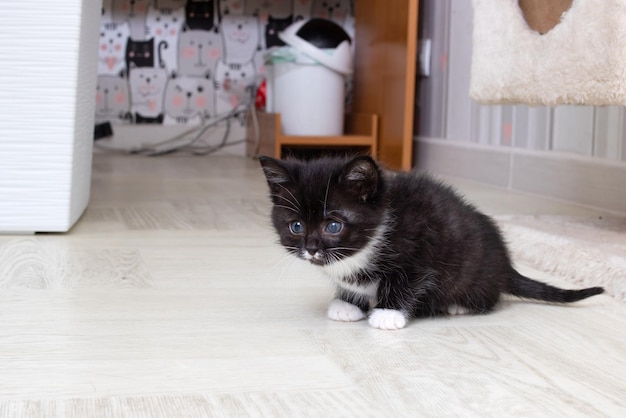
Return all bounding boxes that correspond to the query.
[415,137,626,215]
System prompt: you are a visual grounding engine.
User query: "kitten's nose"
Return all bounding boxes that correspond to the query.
[305,245,318,256]
[305,235,321,257]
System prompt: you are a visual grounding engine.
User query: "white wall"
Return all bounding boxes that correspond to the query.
[416,0,626,161]
[414,0,626,214]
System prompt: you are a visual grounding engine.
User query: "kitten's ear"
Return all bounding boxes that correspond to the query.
[258,156,292,187]
[340,156,380,202]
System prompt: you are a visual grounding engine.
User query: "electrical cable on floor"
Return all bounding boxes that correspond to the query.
[95,85,260,158]
[249,99,261,157]
[140,106,242,156]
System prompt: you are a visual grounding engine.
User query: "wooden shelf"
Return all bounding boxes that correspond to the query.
[246,0,418,170]
[352,0,418,170]
[246,112,378,159]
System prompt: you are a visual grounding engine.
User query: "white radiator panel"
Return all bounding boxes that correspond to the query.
[0,1,100,232]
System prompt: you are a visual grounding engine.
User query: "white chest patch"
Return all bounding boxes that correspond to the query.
[321,216,389,301]
[335,280,379,300]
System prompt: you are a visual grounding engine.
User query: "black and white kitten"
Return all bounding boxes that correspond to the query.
[259,155,604,330]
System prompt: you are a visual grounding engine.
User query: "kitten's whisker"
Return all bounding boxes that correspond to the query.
[277,184,301,211]
[330,247,360,252]
[273,204,300,214]
[270,193,300,212]
[323,175,332,217]
[272,250,301,285]
[326,251,342,266]
[264,250,302,290]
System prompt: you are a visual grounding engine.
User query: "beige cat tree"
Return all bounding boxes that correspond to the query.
[471,0,626,106]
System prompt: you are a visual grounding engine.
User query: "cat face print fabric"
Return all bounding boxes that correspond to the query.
[97,0,354,125]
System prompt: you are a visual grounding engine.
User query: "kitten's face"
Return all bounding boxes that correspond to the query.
[260,156,385,266]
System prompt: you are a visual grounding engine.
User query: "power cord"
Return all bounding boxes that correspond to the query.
[96,83,260,157]
[249,97,261,157]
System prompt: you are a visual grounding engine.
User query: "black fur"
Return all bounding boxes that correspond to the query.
[259,155,604,324]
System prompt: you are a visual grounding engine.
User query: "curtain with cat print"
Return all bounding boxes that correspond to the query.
[96,0,355,126]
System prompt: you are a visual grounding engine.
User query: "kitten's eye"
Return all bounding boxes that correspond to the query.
[325,221,343,234]
[289,221,304,235]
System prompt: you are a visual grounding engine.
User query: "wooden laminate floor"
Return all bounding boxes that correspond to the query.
[1,154,625,417]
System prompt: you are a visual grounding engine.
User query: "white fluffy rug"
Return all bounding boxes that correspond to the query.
[471,0,626,105]
[495,215,626,301]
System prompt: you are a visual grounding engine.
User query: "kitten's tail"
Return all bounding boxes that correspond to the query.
[509,272,604,303]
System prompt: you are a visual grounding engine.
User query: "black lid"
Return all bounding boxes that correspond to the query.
[294,18,351,49]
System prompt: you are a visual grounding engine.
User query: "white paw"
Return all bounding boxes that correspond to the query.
[327,299,366,322]
[447,305,470,315]
[368,309,407,330]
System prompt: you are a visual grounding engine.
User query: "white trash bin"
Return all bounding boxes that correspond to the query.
[265,19,353,136]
